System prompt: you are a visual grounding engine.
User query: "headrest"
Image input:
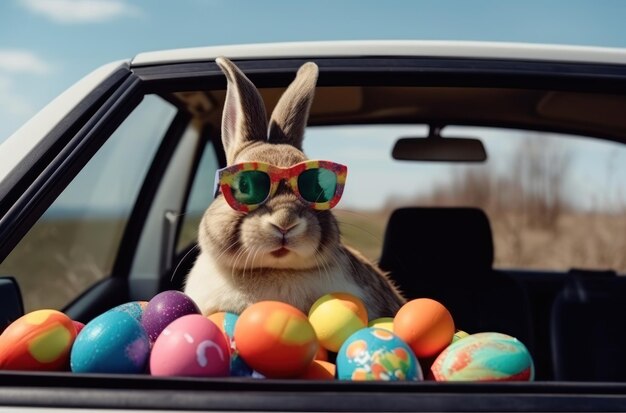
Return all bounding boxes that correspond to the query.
[559,269,622,302]
[379,207,494,274]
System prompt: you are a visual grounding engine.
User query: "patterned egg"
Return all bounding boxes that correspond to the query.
[207,311,252,376]
[111,301,149,321]
[431,332,534,381]
[150,314,230,377]
[141,291,200,342]
[70,310,150,374]
[234,301,319,378]
[337,328,423,381]
[0,309,77,371]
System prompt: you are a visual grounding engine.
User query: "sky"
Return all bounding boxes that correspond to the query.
[1,0,626,212]
[2,0,626,141]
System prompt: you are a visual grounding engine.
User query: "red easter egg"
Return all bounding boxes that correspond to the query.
[315,345,329,361]
[234,301,319,378]
[394,298,455,358]
[72,320,85,335]
[0,309,77,371]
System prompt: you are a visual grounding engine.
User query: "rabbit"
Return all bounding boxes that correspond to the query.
[184,57,405,320]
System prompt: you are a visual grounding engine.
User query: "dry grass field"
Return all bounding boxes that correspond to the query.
[336,208,626,273]
[2,206,624,312]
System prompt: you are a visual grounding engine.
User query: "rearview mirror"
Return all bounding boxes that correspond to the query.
[392,126,487,162]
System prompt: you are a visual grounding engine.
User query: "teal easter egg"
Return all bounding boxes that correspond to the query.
[337,327,422,381]
[430,332,534,381]
[110,301,148,321]
[70,310,150,374]
[207,311,252,377]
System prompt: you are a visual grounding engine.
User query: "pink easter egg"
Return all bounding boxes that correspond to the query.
[150,314,230,377]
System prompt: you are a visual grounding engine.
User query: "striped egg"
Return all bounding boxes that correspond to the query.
[431,332,534,381]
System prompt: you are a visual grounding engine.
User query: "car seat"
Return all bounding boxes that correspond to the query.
[378,207,534,350]
[551,269,626,381]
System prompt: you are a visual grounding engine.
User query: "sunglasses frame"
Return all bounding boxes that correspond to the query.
[214,160,347,212]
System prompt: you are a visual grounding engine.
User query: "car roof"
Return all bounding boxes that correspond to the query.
[131,40,626,67]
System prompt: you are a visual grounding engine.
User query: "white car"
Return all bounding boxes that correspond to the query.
[0,41,625,411]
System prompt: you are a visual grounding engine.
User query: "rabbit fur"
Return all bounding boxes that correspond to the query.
[184,57,405,319]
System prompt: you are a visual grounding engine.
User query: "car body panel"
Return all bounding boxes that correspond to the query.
[0,60,130,188]
[131,40,626,66]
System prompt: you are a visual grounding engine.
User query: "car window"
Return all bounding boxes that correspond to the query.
[304,125,626,273]
[0,95,177,311]
[176,140,219,253]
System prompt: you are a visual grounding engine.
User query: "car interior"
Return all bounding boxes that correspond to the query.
[163,84,626,382]
[1,59,625,393]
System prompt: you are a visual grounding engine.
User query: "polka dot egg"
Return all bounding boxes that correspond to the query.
[70,310,150,374]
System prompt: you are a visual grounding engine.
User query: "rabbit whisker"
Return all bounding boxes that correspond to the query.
[214,239,240,262]
[313,247,329,282]
[170,244,200,283]
[335,219,384,245]
[231,247,247,279]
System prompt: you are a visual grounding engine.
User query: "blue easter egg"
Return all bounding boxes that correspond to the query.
[70,310,150,374]
[337,328,422,381]
[208,311,253,377]
[110,301,148,322]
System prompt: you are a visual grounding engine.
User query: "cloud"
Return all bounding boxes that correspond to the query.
[19,0,142,24]
[0,50,52,75]
[0,75,36,117]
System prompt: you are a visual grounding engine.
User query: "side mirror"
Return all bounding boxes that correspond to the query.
[0,276,24,332]
[392,125,487,162]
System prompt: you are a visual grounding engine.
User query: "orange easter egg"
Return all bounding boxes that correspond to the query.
[315,345,329,361]
[0,309,77,371]
[299,360,336,380]
[234,301,318,378]
[393,298,455,358]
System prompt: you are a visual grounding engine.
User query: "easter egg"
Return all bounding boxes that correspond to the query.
[337,328,422,381]
[394,298,455,358]
[308,292,368,352]
[452,330,470,343]
[368,317,394,332]
[207,311,252,376]
[0,309,77,371]
[111,301,149,321]
[72,320,85,335]
[70,310,150,374]
[315,346,329,361]
[235,301,318,378]
[299,360,336,380]
[150,314,230,377]
[141,290,200,342]
[431,332,534,381]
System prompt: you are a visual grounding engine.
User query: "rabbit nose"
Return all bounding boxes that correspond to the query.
[270,222,298,235]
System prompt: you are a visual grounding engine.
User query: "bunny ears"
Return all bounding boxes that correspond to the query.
[215,57,319,164]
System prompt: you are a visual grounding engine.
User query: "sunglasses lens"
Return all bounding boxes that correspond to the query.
[231,170,270,205]
[298,168,337,203]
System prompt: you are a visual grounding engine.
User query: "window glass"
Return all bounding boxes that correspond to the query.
[176,141,219,252]
[0,95,176,311]
[303,125,626,273]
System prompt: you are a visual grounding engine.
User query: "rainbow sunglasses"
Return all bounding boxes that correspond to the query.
[214,160,347,212]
